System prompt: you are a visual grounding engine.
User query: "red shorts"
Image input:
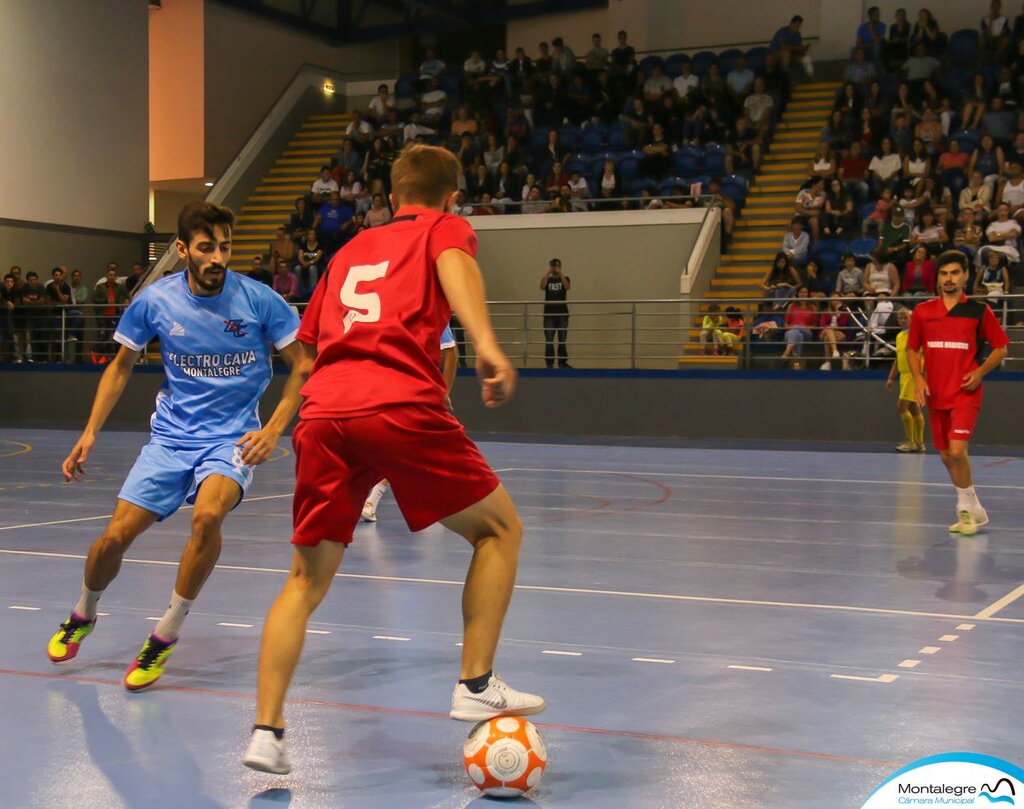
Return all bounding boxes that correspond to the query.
[928,404,980,451]
[291,406,500,546]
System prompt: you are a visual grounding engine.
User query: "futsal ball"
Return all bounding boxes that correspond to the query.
[462,716,548,798]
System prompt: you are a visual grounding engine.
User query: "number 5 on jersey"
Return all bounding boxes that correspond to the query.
[340,261,389,333]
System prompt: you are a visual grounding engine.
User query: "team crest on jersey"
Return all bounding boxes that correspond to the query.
[223,318,248,338]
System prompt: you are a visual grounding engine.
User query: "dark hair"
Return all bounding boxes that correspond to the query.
[26,271,38,279]
[3,274,13,282]
[791,15,803,23]
[378,84,387,92]
[868,6,879,14]
[936,250,968,272]
[617,30,626,36]
[177,201,235,244]
[552,37,563,47]
[843,252,855,262]
[51,267,63,275]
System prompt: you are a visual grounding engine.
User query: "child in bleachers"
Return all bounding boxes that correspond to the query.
[863,188,895,235]
[720,307,746,356]
[700,303,725,355]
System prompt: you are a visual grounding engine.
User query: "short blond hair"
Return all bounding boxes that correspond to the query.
[390,143,461,207]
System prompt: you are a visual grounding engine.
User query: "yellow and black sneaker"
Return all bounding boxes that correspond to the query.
[47,613,96,663]
[124,634,176,692]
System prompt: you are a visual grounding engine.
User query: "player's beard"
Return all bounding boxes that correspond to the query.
[186,254,227,293]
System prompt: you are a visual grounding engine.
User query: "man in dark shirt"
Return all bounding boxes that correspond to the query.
[46,266,72,362]
[249,255,274,287]
[540,258,572,368]
[0,273,21,362]
[19,271,47,363]
[611,30,636,75]
[125,262,146,295]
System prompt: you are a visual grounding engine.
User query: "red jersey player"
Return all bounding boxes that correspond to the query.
[907,250,1009,536]
[244,144,545,775]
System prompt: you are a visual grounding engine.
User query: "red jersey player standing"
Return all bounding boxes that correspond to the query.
[907,250,1009,536]
[243,144,545,774]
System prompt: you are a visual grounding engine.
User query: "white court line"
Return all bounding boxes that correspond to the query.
[542,650,582,656]
[8,605,40,611]
[830,673,899,684]
[3,548,1024,624]
[957,623,976,630]
[373,635,410,642]
[974,583,1024,619]
[305,629,331,635]
[918,647,941,655]
[146,617,160,621]
[96,612,110,617]
[898,659,921,669]
[632,657,675,664]
[728,664,772,672]
[497,467,1024,491]
[218,622,254,628]
[938,634,959,642]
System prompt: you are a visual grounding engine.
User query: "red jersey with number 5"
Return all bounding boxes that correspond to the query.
[297,205,477,418]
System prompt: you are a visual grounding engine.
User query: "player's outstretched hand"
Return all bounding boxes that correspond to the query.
[476,348,516,408]
[885,378,894,392]
[62,432,95,482]
[237,428,281,466]
[914,377,929,409]
[961,369,984,392]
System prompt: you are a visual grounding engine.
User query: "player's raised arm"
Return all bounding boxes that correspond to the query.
[436,247,516,407]
[62,344,140,481]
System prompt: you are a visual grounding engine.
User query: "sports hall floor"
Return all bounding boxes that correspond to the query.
[1,430,1022,809]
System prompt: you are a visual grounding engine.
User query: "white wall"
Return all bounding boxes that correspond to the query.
[0,1,149,232]
[203,2,401,177]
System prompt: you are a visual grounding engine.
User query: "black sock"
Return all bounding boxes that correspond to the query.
[459,670,493,694]
[253,724,284,740]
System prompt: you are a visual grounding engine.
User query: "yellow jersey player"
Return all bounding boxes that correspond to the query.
[885,307,925,452]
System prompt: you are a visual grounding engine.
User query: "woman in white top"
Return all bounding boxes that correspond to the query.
[599,159,619,203]
[910,209,948,254]
[482,134,505,175]
[980,202,1022,265]
[997,168,1024,219]
[862,249,901,295]
[903,138,930,186]
[338,170,363,202]
[809,141,836,180]
[868,136,902,193]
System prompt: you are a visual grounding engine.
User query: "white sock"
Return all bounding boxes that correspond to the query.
[365,481,389,509]
[74,582,103,621]
[955,486,980,513]
[153,591,193,641]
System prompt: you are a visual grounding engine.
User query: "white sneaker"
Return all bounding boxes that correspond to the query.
[450,673,546,722]
[950,507,988,533]
[819,361,832,371]
[950,509,977,536]
[361,500,377,523]
[242,729,292,774]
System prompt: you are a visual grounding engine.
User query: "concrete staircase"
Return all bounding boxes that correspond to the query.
[231,112,354,265]
[679,81,840,368]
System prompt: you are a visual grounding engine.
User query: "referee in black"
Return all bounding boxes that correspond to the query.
[540,258,571,368]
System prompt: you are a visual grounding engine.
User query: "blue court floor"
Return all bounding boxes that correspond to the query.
[1,430,1022,809]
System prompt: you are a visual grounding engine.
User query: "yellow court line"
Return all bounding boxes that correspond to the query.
[974,582,1024,619]
[0,440,32,459]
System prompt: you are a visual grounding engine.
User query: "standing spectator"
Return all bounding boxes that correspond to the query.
[0,273,20,362]
[761,252,801,300]
[584,33,609,73]
[909,9,943,55]
[124,262,145,295]
[782,218,810,266]
[886,8,912,67]
[780,287,818,367]
[272,257,299,302]
[418,48,445,85]
[45,266,71,362]
[857,6,887,61]
[771,15,814,76]
[540,258,571,368]
[67,269,89,362]
[310,166,339,207]
[289,197,316,244]
[268,227,295,271]
[610,30,636,78]
[551,37,577,76]
[89,267,127,362]
[903,245,936,294]
[980,0,1011,63]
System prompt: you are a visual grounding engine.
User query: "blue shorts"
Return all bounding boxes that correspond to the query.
[118,440,254,521]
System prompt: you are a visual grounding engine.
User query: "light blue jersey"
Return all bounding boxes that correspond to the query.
[440,324,456,350]
[114,270,300,446]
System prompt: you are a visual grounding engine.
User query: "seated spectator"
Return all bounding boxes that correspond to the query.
[643,64,672,103]
[705,178,736,243]
[248,255,274,287]
[863,80,890,124]
[969,134,1004,190]
[271,258,298,302]
[903,245,936,294]
[863,188,896,235]
[402,111,436,144]
[743,77,774,132]
[336,211,365,250]
[782,218,810,266]
[521,185,548,214]
[822,109,852,156]
[378,110,403,141]
[316,191,353,255]
[938,140,970,180]
[954,208,985,264]
[960,171,993,221]
[980,202,1022,265]
[825,178,857,236]
[420,77,448,123]
[672,60,699,99]
[568,171,590,211]
[975,248,1011,297]
[451,106,479,137]
[727,55,755,102]
[835,82,861,124]
[535,41,554,76]
[362,136,395,184]
[565,73,593,123]
[889,82,918,129]
[289,196,316,243]
[818,296,854,370]
[466,163,493,202]
[795,178,827,241]
[490,49,512,98]
[997,161,1024,220]
[780,288,818,368]
[585,33,609,73]
[337,170,362,204]
[913,109,942,156]
[863,249,901,295]
[889,112,913,156]
[699,63,728,112]
[982,97,1016,143]
[310,166,339,207]
[918,176,952,227]
[903,41,940,85]
[483,134,505,175]
[418,48,446,84]
[844,47,876,89]
[335,139,362,177]
[809,141,837,180]
[452,190,474,217]
[473,193,500,216]
[868,137,902,193]
[803,259,832,297]
[919,79,952,132]
[994,65,1018,109]
[344,110,374,146]
[543,160,569,197]
[493,161,519,206]
[535,73,566,127]
[771,15,813,75]
[855,107,880,152]
[700,303,725,355]
[762,252,801,300]
[839,141,870,202]
[881,206,912,265]
[897,184,925,227]
[367,84,393,122]
[269,229,295,272]
[293,233,323,301]
[857,6,887,60]
[910,209,949,255]
[835,253,866,295]
[903,138,931,187]
[720,307,746,355]
[365,193,392,227]
[752,303,785,350]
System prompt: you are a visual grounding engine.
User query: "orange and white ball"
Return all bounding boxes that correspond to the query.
[462,716,548,798]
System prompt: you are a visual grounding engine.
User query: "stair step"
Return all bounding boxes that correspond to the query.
[760,160,807,170]
[242,204,293,212]
[248,193,304,202]
[711,278,765,287]
[751,176,803,186]
[287,139,342,147]
[677,355,740,367]
[706,290,761,299]
[294,128,346,138]
[277,156,332,165]
[301,120,354,129]
[308,113,354,121]
[237,213,291,221]
[730,227,781,237]
[255,185,309,194]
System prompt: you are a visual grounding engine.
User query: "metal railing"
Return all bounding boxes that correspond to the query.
[2,295,1021,371]
[463,194,713,213]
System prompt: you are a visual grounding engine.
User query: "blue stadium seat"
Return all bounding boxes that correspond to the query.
[952,129,981,154]
[704,147,727,177]
[608,127,629,150]
[526,127,551,153]
[618,157,641,180]
[441,71,462,99]
[673,152,701,177]
[849,237,878,259]
[564,153,589,175]
[812,237,845,258]
[717,48,743,76]
[859,201,877,222]
[581,128,605,153]
[940,68,971,100]
[558,124,582,151]
[690,51,717,76]
[659,178,689,196]
[394,73,417,99]
[637,55,665,78]
[949,29,979,66]
[664,53,688,78]
[815,251,843,274]
[721,177,747,204]
[745,46,767,72]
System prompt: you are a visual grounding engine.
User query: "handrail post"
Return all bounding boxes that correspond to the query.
[630,302,638,369]
[521,303,529,368]
[60,309,67,364]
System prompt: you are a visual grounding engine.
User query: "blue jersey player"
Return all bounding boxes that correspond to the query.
[47,202,312,691]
